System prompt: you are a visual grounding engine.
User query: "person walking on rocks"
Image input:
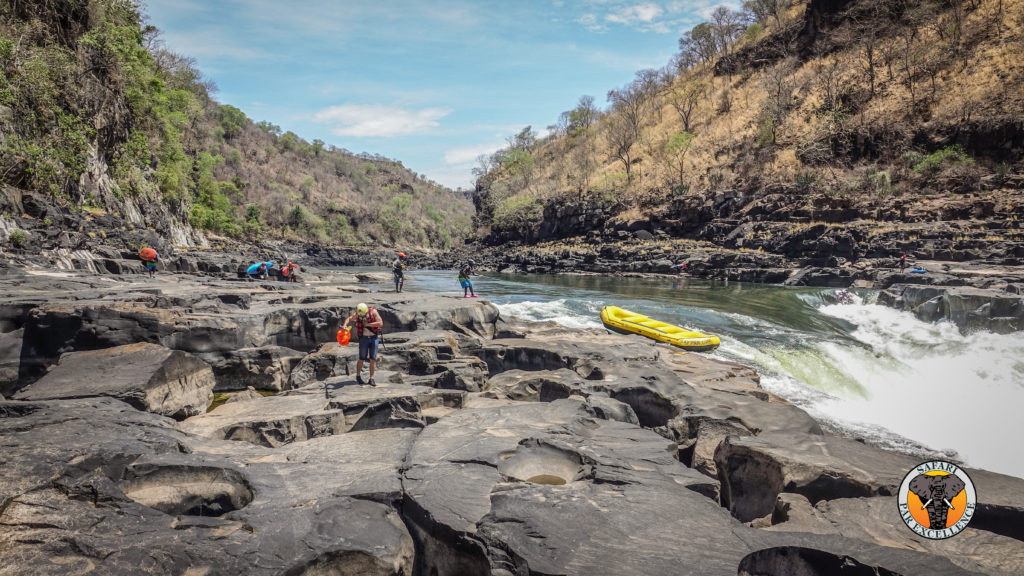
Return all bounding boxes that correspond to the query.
[459,259,477,298]
[393,252,407,292]
[899,254,908,272]
[139,247,159,278]
[341,302,383,385]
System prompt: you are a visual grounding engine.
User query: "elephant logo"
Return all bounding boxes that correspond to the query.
[898,461,976,539]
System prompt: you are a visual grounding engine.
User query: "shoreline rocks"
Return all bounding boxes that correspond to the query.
[0,266,1021,575]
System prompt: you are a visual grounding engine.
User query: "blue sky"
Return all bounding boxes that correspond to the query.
[145,1,734,190]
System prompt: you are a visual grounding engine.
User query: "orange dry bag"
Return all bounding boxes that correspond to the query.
[139,247,157,261]
[336,327,351,346]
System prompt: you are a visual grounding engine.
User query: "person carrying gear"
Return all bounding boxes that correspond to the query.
[392,252,407,293]
[282,261,298,282]
[459,259,477,298]
[341,302,383,385]
[139,247,159,278]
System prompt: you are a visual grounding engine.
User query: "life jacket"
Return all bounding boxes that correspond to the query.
[356,307,382,338]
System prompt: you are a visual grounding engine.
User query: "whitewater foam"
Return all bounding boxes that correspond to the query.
[497,299,604,330]
[812,302,1024,477]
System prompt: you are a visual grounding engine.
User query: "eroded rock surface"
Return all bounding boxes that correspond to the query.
[0,267,1019,575]
[13,342,215,418]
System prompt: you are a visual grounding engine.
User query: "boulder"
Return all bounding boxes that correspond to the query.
[714,432,920,523]
[209,345,305,392]
[879,284,1024,333]
[13,342,215,419]
[0,397,417,575]
[482,368,585,401]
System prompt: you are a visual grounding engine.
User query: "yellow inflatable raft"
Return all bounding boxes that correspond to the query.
[600,305,720,352]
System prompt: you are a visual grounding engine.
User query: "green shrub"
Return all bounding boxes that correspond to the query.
[912,145,974,176]
[794,170,818,193]
[8,229,27,247]
[492,195,542,232]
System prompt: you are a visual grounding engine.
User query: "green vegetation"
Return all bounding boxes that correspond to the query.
[7,229,26,247]
[492,195,542,233]
[0,0,472,249]
[912,145,975,176]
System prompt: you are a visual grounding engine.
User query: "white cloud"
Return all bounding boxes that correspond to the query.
[160,30,269,61]
[443,142,505,165]
[313,105,450,138]
[577,13,606,32]
[606,3,663,25]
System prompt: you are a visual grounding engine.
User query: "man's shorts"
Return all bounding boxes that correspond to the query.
[145,262,157,271]
[359,335,379,361]
[460,278,472,288]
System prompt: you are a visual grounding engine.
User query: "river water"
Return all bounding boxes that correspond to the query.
[379,269,1024,479]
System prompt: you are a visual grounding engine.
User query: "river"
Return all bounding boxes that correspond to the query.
[378,268,1024,479]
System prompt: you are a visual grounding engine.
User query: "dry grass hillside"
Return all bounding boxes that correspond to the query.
[475,0,1024,242]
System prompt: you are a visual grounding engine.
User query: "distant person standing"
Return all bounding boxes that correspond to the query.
[392,252,407,292]
[282,261,298,282]
[900,254,908,272]
[341,302,383,386]
[459,259,477,298]
[139,247,159,278]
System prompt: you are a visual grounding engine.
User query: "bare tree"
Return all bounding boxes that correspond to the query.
[759,58,798,145]
[668,81,705,132]
[606,113,638,184]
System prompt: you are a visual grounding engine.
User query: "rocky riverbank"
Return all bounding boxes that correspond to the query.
[1,265,1022,575]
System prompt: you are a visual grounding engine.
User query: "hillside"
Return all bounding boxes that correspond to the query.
[0,0,473,256]
[472,0,1024,264]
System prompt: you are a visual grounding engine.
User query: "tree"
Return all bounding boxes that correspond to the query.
[710,7,747,57]
[742,0,782,27]
[217,104,248,140]
[760,58,798,146]
[669,82,705,133]
[559,95,600,137]
[679,22,718,69]
[507,125,537,152]
[501,148,535,191]
[606,113,638,184]
[665,131,696,190]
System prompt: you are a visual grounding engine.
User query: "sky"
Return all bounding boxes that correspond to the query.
[145,1,736,190]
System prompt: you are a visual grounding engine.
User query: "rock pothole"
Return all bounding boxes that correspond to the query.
[738,546,902,576]
[497,439,590,486]
[120,465,253,517]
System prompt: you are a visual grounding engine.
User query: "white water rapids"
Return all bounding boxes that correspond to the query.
[496,292,1024,479]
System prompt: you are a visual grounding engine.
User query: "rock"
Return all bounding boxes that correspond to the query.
[765,494,1024,576]
[209,345,305,392]
[225,386,264,403]
[13,342,215,419]
[0,397,417,575]
[714,432,920,523]
[482,368,585,401]
[181,379,464,447]
[288,342,361,387]
[879,284,1024,333]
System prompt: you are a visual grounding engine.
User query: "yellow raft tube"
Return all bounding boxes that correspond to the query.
[600,305,720,352]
